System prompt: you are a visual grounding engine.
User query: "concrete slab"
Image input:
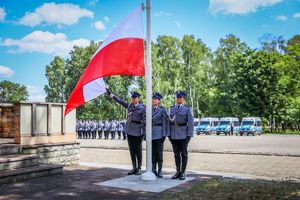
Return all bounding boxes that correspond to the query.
[95,175,194,193]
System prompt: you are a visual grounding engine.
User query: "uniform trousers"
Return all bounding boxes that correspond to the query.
[152,138,165,171]
[170,137,191,173]
[127,134,143,169]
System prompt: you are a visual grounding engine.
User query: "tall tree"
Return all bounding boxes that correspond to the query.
[44,56,66,102]
[212,34,249,117]
[0,80,28,102]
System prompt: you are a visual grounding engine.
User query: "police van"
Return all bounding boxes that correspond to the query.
[239,117,262,136]
[196,117,219,135]
[193,118,200,133]
[216,117,240,135]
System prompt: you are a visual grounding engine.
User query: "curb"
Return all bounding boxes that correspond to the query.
[79,162,300,182]
[80,146,300,157]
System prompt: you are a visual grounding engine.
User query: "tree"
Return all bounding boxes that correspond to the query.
[44,56,66,102]
[211,34,249,117]
[0,80,28,102]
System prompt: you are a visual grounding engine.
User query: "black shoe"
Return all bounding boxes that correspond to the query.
[152,170,158,176]
[127,169,136,175]
[135,168,141,175]
[157,171,163,178]
[172,172,181,179]
[179,172,185,180]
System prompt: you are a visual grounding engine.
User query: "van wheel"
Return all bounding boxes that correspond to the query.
[240,133,243,136]
[216,133,220,135]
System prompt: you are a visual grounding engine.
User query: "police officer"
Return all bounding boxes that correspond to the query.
[107,88,145,176]
[76,120,80,139]
[169,91,194,180]
[152,92,169,178]
[110,120,117,140]
[93,120,98,139]
[87,120,92,139]
[83,120,87,139]
[116,121,123,140]
[97,120,104,139]
[121,120,127,140]
[103,121,111,139]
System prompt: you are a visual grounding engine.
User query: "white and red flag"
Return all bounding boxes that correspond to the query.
[65,6,145,115]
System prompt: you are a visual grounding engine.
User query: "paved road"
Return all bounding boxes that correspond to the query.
[79,134,300,180]
[80,148,300,180]
[79,134,300,156]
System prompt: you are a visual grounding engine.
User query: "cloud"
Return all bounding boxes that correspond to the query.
[26,85,46,102]
[88,0,99,7]
[2,31,90,56]
[209,0,282,15]
[294,12,300,18]
[0,65,14,77]
[19,2,94,27]
[0,7,6,21]
[276,15,287,21]
[175,20,181,28]
[154,11,172,17]
[103,16,109,23]
[94,20,106,30]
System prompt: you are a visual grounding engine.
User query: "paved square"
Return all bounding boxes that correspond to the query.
[95,175,194,193]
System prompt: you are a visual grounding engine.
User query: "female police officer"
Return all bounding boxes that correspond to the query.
[151,92,169,178]
[106,88,145,175]
[169,91,194,180]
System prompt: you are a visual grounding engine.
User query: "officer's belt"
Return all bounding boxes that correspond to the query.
[171,122,187,126]
[128,120,142,124]
[153,123,162,126]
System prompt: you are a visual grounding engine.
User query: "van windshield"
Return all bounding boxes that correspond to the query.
[242,121,254,125]
[219,121,230,125]
[199,121,210,126]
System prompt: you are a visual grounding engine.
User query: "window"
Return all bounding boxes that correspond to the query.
[256,121,262,126]
[213,121,219,126]
[234,121,240,126]
[241,121,253,126]
[199,121,210,126]
[219,121,230,125]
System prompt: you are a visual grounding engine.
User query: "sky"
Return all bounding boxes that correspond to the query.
[0,0,299,102]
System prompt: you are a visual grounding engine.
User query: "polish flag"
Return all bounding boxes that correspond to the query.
[65,6,145,115]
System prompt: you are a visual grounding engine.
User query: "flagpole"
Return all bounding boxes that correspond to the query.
[141,0,156,181]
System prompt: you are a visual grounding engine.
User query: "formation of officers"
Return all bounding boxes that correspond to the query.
[106,88,194,181]
[76,120,127,140]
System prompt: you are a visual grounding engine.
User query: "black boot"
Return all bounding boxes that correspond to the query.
[128,168,136,175]
[172,157,181,179]
[157,163,163,178]
[179,172,185,180]
[172,171,181,179]
[135,168,141,175]
[152,164,157,176]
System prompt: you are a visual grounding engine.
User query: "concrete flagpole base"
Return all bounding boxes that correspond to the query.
[141,171,156,181]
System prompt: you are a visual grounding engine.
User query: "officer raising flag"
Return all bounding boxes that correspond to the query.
[107,89,145,175]
[65,0,157,180]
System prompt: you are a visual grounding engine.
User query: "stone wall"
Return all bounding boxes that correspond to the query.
[22,142,80,166]
[0,105,15,138]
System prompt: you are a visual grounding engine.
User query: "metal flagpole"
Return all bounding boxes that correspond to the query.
[141,0,156,181]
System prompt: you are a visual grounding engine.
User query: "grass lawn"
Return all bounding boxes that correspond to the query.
[162,178,300,200]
